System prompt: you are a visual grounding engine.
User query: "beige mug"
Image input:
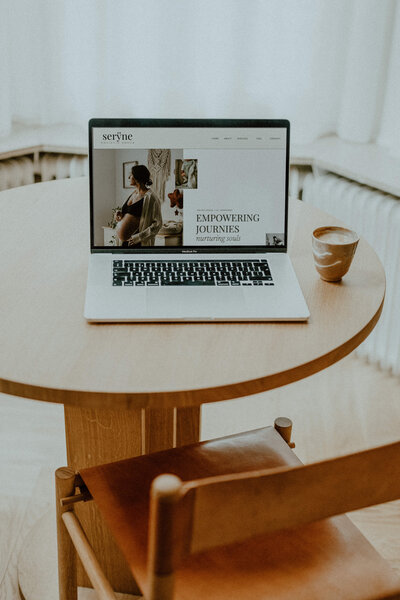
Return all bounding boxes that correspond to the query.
[312,226,359,282]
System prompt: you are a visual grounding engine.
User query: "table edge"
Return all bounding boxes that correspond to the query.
[0,294,384,410]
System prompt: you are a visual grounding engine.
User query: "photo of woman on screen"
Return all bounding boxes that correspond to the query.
[115,165,162,247]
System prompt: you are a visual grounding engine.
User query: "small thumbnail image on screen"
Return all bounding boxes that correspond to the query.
[266,233,285,247]
[175,159,198,189]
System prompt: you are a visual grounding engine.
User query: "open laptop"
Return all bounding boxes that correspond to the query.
[85,118,309,322]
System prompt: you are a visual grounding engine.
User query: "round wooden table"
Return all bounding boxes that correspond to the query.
[0,177,385,595]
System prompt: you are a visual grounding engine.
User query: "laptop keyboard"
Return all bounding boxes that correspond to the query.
[112,260,274,287]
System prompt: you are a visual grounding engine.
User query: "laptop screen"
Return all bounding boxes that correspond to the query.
[89,119,289,253]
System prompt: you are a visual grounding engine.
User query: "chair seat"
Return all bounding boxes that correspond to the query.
[80,427,400,600]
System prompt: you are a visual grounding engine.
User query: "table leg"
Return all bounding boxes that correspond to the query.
[175,406,201,447]
[63,404,201,595]
[64,406,143,595]
[143,406,201,452]
[143,408,174,453]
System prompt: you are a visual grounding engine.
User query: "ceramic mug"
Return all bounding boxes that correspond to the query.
[312,226,359,282]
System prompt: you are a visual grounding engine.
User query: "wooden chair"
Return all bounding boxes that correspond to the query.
[55,418,400,600]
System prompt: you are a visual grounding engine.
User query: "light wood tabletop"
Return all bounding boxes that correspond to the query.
[0,177,384,409]
[0,177,385,595]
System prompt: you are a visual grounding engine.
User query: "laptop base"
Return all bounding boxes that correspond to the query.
[84,253,309,322]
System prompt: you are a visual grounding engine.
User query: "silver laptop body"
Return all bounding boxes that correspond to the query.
[85,119,309,322]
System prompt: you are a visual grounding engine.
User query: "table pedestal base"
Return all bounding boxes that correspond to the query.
[64,405,200,595]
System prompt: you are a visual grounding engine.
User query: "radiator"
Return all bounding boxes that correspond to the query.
[0,157,35,190]
[40,153,88,182]
[0,153,88,191]
[302,172,400,376]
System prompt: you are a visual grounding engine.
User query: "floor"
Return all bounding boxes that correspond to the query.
[1,352,399,599]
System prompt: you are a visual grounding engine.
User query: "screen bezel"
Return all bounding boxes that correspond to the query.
[89,118,290,254]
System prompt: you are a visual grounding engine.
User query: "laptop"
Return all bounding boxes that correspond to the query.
[85,118,309,322]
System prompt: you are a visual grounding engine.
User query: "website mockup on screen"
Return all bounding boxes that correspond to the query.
[91,127,287,251]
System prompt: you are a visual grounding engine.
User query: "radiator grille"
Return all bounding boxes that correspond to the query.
[40,153,88,182]
[0,157,35,190]
[302,172,400,376]
[0,153,88,191]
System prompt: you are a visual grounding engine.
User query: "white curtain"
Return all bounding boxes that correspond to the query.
[0,0,399,154]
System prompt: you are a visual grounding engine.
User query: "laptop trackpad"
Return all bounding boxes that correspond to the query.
[146,287,245,319]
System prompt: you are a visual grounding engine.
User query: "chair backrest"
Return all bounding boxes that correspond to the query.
[146,440,400,599]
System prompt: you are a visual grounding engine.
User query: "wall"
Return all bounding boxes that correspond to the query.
[114,149,148,208]
[92,149,115,246]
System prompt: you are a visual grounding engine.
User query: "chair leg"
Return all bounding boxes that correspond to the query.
[55,467,78,600]
[274,417,295,448]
